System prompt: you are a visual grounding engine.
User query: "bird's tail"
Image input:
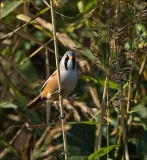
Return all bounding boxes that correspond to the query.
[25,95,46,109]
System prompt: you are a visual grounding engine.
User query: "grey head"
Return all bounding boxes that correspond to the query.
[60,51,77,71]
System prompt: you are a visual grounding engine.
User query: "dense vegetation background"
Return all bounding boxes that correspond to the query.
[0,0,147,160]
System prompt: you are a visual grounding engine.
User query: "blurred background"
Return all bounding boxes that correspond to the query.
[0,0,147,160]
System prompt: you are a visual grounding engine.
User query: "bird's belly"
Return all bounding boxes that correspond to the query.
[61,70,78,96]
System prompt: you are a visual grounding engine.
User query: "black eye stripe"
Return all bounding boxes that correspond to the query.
[72,56,75,70]
[64,55,76,70]
[64,55,69,70]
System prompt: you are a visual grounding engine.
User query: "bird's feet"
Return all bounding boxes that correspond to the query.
[58,112,65,119]
[57,89,63,95]
[56,102,65,119]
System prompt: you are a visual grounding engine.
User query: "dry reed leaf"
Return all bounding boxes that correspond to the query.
[30,124,70,159]
[17,14,77,51]
[0,123,31,159]
[0,32,12,45]
[74,101,97,120]
[38,144,63,158]
[0,20,53,53]
[63,99,81,121]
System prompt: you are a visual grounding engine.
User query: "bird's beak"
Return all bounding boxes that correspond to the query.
[69,56,73,60]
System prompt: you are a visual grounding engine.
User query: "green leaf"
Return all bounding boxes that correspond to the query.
[133,104,147,119]
[135,24,147,37]
[109,92,119,103]
[0,62,26,106]
[109,82,129,102]
[2,46,10,57]
[124,42,131,50]
[77,0,97,13]
[136,131,147,160]
[79,75,118,89]
[79,75,98,83]
[69,121,102,125]
[84,0,98,12]
[0,102,17,109]
[14,50,38,83]
[0,62,43,136]
[66,124,96,158]
[1,0,23,18]
[77,1,84,13]
[108,81,118,90]
[88,145,120,160]
[99,80,118,90]
[20,60,38,83]
[9,83,26,106]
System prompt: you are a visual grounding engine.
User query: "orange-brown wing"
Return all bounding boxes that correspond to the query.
[25,94,46,109]
[25,71,58,109]
[41,71,56,91]
[41,71,59,99]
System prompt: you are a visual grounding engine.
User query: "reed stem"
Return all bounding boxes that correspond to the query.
[50,0,68,159]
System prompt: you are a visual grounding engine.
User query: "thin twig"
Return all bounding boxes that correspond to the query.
[0,20,53,53]
[49,0,68,159]
[43,0,74,19]
[19,39,53,67]
[0,53,29,83]
[0,7,49,43]
[132,54,147,99]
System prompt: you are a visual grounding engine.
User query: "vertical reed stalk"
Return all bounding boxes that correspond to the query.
[127,75,131,113]
[96,35,113,152]
[106,82,109,159]
[97,77,107,150]
[45,48,51,124]
[114,39,129,160]
[50,0,68,159]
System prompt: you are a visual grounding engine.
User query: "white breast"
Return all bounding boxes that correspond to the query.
[61,69,78,97]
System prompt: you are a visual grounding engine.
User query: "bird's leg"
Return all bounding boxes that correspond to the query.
[56,102,65,119]
[52,89,64,119]
[47,89,63,98]
[57,89,63,95]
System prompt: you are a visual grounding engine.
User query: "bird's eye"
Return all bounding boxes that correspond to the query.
[65,55,69,61]
[64,55,69,70]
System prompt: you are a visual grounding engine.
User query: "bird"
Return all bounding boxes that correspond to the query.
[26,51,78,110]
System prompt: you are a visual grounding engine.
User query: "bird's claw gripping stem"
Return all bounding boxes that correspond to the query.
[56,102,65,119]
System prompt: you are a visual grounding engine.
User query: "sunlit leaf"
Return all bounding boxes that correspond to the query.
[88,145,120,160]
[1,0,23,18]
[135,24,147,37]
[0,102,17,109]
[108,81,118,90]
[84,0,98,12]
[79,75,118,89]
[77,1,84,13]
[17,13,51,37]
[2,46,10,57]
[69,121,103,125]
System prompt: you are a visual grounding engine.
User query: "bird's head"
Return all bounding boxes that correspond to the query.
[60,51,77,71]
